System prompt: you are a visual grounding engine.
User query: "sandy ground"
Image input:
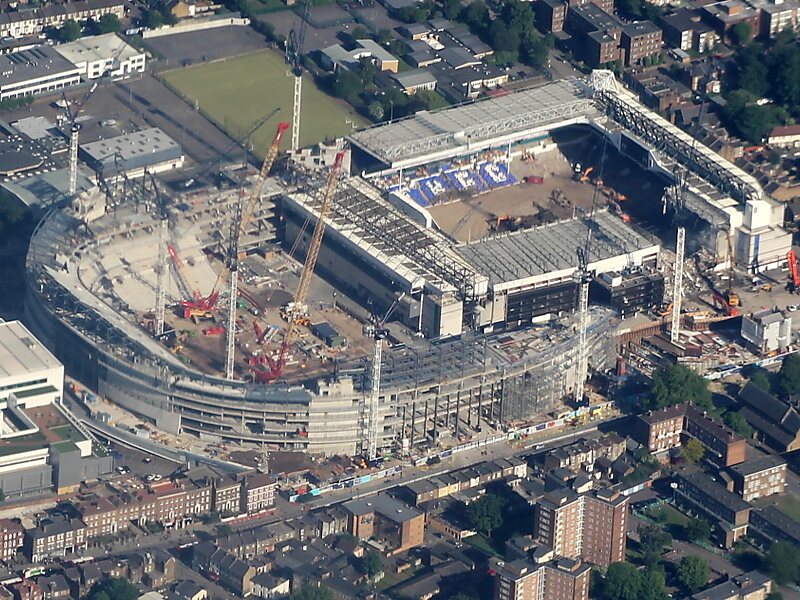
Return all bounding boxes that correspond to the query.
[429,141,603,242]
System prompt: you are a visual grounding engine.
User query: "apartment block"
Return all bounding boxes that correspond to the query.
[343,494,425,556]
[534,488,628,568]
[674,472,751,547]
[729,454,787,501]
[493,556,591,600]
[242,473,276,514]
[635,405,685,453]
[0,519,23,562]
[24,516,87,562]
[535,0,569,32]
[633,404,745,466]
[621,21,663,65]
[691,570,772,600]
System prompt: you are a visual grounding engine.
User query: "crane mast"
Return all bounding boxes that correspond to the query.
[225,201,243,379]
[64,41,129,196]
[574,138,606,402]
[260,150,346,382]
[152,174,168,336]
[220,122,290,379]
[671,227,685,343]
[365,292,405,460]
[288,1,310,152]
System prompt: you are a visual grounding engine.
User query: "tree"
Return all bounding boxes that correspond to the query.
[770,44,800,109]
[638,523,672,566]
[145,9,165,29]
[731,22,753,46]
[676,555,710,593]
[466,494,505,538]
[331,69,364,104]
[367,101,385,122]
[766,593,785,600]
[733,44,770,98]
[764,541,800,585]
[360,550,383,578]
[639,567,669,600]
[89,579,139,600]
[602,562,642,600]
[648,364,712,410]
[724,411,754,439]
[58,19,82,42]
[489,20,520,54]
[684,517,712,542]
[681,438,705,463]
[442,0,461,19]
[97,13,120,33]
[778,354,800,397]
[461,1,489,33]
[500,0,534,35]
[521,31,549,68]
[750,370,771,392]
[289,585,335,600]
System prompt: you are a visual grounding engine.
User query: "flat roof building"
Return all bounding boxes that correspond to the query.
[80,128,184,178]
[0,46,81,101]
[54,33,146,81]
[0,320,63,409]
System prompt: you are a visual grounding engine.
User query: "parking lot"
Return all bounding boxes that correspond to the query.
[144,25,269,67]
[104,439,182,482]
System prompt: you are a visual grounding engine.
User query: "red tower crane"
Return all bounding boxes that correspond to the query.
[254,150,346,382]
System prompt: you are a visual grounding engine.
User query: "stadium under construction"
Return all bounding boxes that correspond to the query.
[22,71,788,457]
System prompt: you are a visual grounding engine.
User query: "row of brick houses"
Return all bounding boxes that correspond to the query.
[400,457,527,505]
[634,403,747,466]
[0,0,125,39]
[17,468,275,562]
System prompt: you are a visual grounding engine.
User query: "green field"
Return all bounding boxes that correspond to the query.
[162,50,367,154]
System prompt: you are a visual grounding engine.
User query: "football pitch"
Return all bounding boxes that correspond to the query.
[162,49,367,155]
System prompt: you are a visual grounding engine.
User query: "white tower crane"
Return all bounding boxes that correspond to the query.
[574,137,607,402]
[151,173,168,336]
[287,2,311,152]
[365,292,405,461]
[671,227,686,343]
[62,40,129,195]
[225,201,243,380]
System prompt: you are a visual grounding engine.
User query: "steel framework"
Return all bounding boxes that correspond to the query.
[598,91,761,204]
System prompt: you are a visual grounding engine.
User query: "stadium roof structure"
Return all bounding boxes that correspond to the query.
[284,177,488,298]
[456,210,659,291]
[348,78,597,169]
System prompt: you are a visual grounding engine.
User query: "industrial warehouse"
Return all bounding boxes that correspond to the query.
[22,71,788,457]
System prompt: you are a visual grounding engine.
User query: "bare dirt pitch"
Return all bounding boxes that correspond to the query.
[429,127,606,242]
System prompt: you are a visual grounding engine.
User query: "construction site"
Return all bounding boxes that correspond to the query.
[21,71,797,458]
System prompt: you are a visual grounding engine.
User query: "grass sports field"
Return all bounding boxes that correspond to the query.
[162,50,367,154]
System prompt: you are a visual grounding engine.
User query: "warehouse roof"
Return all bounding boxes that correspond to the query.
[456,210,657,288]
[53,33,142,66]
[0,320,61,379]
[0,46,79,88]
[81,128,182,173]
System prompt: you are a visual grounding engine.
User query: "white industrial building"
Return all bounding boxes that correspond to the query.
[54,33,146,81]
[0,320,63,409]
[80,128,184,178]
[0,46,81,101]
[741,308,792,354]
